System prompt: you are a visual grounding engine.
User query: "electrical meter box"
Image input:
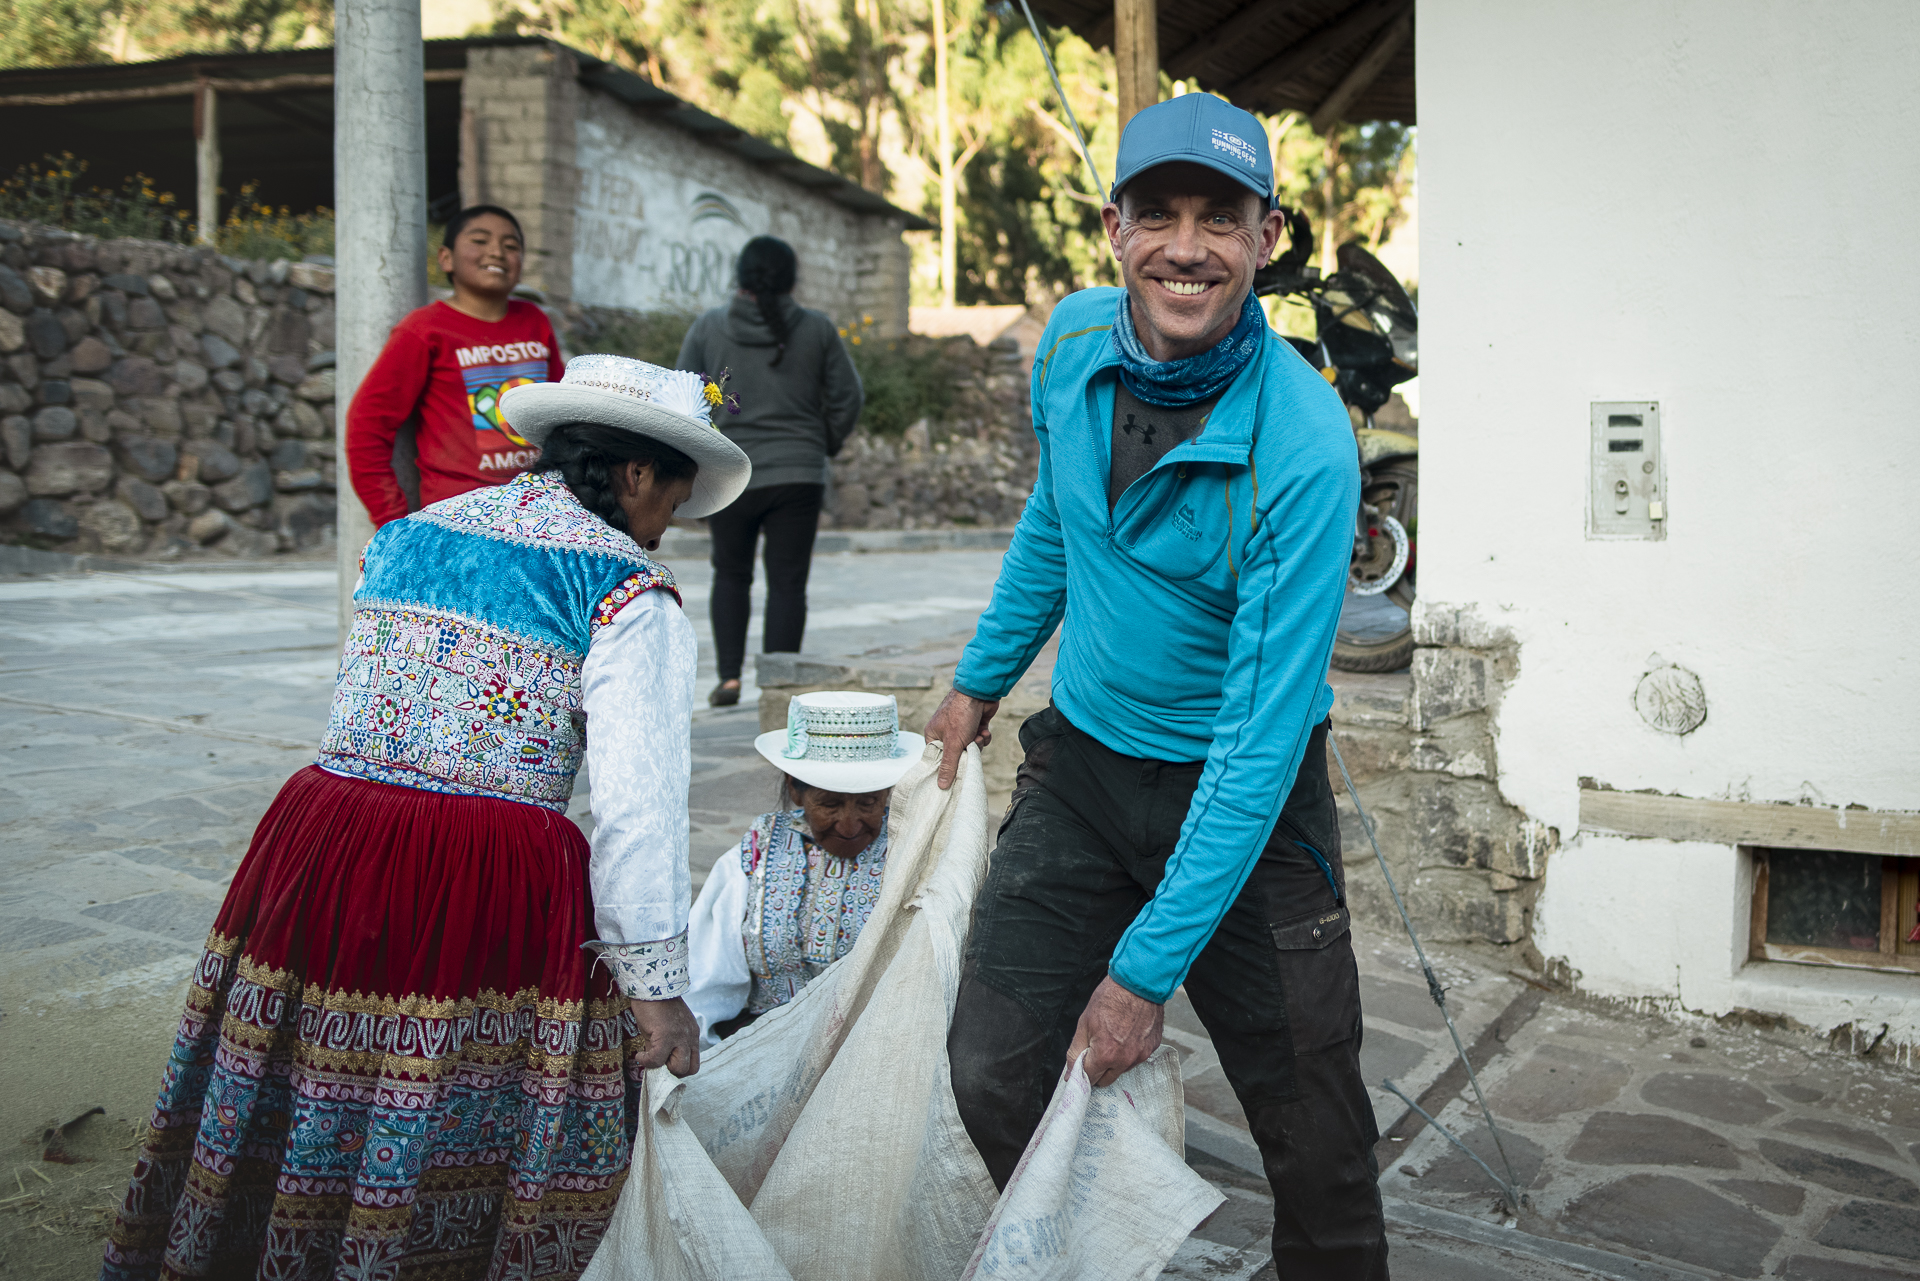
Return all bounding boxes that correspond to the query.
[1589,402,1665,540]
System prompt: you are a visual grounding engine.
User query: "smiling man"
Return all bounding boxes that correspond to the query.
[927,96,1384,1277]
[346,205,565,526]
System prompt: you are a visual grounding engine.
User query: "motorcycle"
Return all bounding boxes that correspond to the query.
[1255,210,1420,673]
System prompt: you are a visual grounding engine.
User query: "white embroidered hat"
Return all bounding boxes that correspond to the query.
[754,691,927,795]
[498,354,752,519]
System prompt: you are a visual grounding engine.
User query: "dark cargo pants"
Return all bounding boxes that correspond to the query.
[948,706,1388,1280]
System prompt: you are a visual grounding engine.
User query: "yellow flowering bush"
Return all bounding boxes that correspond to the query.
[0,153,194,242]
[215,182,334,261]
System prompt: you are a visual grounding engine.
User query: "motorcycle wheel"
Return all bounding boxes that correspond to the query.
[1332,460,1417,673]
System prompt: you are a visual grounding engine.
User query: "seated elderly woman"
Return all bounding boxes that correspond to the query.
[686,691,923,1043]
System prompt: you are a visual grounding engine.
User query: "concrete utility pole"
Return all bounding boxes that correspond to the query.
[193,79,218,244]
[333,0,427,633]
[1113,0,1159,132]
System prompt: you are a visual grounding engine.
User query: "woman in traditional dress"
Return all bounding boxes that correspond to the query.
[684,692,922,1043]
[100,355,749,1281]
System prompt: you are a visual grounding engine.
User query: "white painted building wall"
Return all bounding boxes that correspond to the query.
[570,91,909,329]
[1417,2,1920,1037]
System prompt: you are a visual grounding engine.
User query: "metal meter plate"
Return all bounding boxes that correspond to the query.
[1588,402,1665,539]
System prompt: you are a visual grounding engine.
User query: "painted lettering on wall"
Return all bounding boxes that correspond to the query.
[571,115,766,312]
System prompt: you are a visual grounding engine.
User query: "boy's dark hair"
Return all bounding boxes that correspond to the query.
[531,423,697,535]
[443,204,524,248]
[735,236,798,366]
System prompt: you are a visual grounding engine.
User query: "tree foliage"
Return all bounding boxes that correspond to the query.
[0,0,116,67]
[1,0,1415,312]
[0,0,330,65]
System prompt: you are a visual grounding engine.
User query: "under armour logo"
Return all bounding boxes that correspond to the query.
[1122,413,1157,447]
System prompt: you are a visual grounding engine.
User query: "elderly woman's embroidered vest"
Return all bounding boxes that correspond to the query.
[740,808,889,1012]
[316,471,678,810]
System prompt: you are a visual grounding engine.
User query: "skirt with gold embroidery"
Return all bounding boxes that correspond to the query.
[101,765,641,1281]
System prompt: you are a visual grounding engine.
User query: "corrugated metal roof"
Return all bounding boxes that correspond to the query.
[1029,0,1415,125]
[0,37,929,228]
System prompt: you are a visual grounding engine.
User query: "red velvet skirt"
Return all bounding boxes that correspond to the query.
[102,766,641,1281]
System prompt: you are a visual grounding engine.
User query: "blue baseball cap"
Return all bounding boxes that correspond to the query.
[1110,94,1276,209]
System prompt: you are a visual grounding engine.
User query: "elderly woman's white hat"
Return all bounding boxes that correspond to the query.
[756,691,926,795]
[499,354,752,519]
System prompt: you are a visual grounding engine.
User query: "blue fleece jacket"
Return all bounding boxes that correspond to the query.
[953,287,1357,1003]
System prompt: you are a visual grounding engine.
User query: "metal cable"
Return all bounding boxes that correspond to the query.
[1015,0,1106,197]
[1328,735,1524,1213]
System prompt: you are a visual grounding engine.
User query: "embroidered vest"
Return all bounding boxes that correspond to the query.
[740,809,888,1013]
[317,471,679,810]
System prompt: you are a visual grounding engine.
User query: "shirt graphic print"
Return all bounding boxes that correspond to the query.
[457,340,552,470]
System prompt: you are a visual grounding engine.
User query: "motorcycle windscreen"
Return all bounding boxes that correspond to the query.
[1335,242,1418,373]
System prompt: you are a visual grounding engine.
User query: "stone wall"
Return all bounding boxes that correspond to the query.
[822,334,1037,531]
[1332,617,1557,955]
[0,221,1037,561]
[0,221,338,558]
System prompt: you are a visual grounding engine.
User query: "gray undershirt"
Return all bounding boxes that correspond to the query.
[1109,383,1220,510]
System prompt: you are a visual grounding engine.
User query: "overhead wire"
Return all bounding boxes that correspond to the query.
[1015,0,1106,198]
[1330,736,1525,1215]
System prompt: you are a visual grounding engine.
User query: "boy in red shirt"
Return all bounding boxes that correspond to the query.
[345,205,565,526]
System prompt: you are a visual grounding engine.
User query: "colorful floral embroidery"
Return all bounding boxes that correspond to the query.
[321,473,681,812]
[591,566,682,637]
[102,937,638,1281]
[318,604,585,810]
[739,809,888,1014]
[414,470,658,567]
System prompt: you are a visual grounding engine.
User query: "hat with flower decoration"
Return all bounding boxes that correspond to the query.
[499,354,752,519]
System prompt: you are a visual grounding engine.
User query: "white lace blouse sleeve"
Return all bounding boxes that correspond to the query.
[580,585,698,1000]
[685,850,752,1048]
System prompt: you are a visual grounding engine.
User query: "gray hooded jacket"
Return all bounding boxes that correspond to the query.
[675,294,864,491]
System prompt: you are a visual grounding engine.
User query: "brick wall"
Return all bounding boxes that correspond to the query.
[462,43,580,301]
[461,40,910,335]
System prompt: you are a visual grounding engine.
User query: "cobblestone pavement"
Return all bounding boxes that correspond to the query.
[3,555,1917,1279]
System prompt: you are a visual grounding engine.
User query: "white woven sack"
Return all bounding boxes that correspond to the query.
[960,1048,1224,1281]
[584,741,1221,1281]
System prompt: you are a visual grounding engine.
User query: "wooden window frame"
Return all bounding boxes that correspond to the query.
[1749,847,1920,974]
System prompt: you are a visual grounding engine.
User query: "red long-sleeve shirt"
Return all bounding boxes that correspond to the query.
[345,300,565,526]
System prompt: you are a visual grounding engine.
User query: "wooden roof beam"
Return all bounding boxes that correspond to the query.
[0,68,459,108]
[1225,0,1407,109]
[1309,10,1411,133]
[1165,0,1309,84]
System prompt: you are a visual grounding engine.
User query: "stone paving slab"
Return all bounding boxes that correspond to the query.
[8,559,1920,1281]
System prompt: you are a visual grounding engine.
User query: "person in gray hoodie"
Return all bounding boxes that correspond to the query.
[677,237,864,706]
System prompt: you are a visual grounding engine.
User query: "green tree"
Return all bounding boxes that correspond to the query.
[914,1,1117,305]
[123,0,331,56]
[0,0,116,67]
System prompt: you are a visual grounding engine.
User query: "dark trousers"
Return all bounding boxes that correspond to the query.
[706,483,825,682]
[949,707,1388,1280]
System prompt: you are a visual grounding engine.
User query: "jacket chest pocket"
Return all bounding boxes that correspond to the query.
[1114,468,1229,582]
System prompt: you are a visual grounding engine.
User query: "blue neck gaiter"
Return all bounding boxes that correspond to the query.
[1111,289,1265,407]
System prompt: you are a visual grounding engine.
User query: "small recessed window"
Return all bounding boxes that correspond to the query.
[1750,848,1920,973]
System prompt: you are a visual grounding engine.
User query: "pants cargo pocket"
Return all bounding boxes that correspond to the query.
[1270,904,1361,1054]
[998,706,1067,838]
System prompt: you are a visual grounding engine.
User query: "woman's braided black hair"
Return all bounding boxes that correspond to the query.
[736,236,799,367]
[532,423,697,535]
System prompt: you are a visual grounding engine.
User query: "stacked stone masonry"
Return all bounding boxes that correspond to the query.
[0,220,339,559]
[821,335,1037,531]
[1332,606,1559,953]
[0,223,1039,559]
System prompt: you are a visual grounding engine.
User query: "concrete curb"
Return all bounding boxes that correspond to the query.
[1182,1106,1716,1281]
[0,543,334,579]
[657,527,1015,558]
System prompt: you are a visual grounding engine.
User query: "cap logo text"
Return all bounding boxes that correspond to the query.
[1210,129,1257,169]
